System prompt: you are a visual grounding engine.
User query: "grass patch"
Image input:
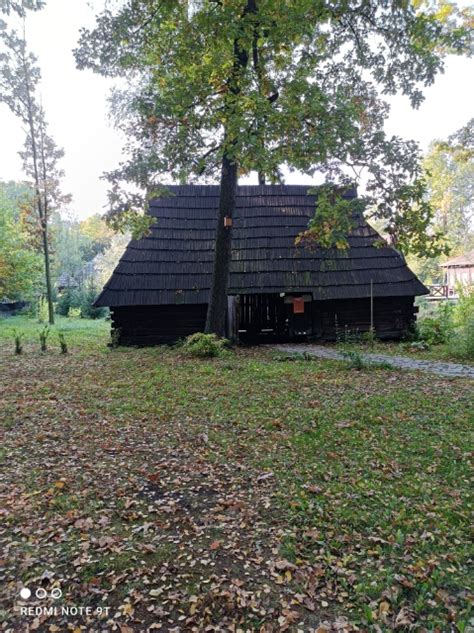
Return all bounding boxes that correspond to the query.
[0,316,471,631]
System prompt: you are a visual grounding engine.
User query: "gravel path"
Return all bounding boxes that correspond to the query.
[274,344,474,379]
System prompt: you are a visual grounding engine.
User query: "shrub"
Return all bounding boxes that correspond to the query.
[449,314,474,361]
[13,329,23,355]
[37,296,49,323]
[417,301,454,345]
[68,307,81,318]
[448,287,474,360]
[454,285,474,326]
[56,288,81,316]
[182,332,230,358]
[342,349,365,370]
[58,332,68,354]
[80,284,108,319]
[39,325,50,352]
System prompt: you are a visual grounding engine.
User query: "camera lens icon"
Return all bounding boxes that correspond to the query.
[35,588,47,599]
[51,587,62,599]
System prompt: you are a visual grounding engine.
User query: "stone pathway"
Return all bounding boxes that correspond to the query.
[274,344,474,379]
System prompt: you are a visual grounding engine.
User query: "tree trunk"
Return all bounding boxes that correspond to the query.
[204,0,255,336]
[41,219,55,325]
[204,155,238,336]
[21,45,55,325]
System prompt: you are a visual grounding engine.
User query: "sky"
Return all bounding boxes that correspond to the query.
[0,0,473,220]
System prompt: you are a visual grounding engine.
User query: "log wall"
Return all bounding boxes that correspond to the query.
[314,296,417,341]
[110,295,417,346]
[111,305,207,346]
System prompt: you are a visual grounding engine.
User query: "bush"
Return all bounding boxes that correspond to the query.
[56,285,108,319]
[181,332,230,358]
[39,325,50,352]
[37,296,49,323]
[68,307,81,318]
[58,332,68,354]
[56,288,81,316]
[80,285,108,319]
[342,349,365,370]
[449,316,474,360]
[13,329,23,355]
[448,289,474,360]
[417,301,454,345]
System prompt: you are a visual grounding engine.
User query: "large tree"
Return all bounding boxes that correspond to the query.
[76,0,472,335]
[0,7,69,324]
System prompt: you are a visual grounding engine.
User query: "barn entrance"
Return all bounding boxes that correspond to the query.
[236,294,287,342]
[235,293,316,343]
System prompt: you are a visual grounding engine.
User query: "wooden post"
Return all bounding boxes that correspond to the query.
[226,295,238,341]
[370,279,374,333]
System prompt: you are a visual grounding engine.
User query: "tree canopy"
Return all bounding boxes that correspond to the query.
[76,0,472,254]
[423,118,474,253]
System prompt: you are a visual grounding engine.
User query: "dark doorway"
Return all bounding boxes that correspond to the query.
[237,294,288,342]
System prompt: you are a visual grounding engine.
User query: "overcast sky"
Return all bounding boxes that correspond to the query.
[0,0,473,219]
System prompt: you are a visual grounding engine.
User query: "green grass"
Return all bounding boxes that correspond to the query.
[0,313,111,352]
[333,338,474,365]
[0,315,472,631]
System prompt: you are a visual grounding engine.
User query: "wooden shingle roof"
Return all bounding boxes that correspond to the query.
[95,185,428,307]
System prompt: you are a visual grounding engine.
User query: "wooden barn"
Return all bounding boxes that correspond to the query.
[95,185,428,345]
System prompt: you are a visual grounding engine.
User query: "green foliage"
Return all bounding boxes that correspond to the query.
[56,286,107,320]
[342,349,366,370]
[448,287,474,360]
[56,288,80,316]
[449,315,474,360]
[182,332,230,358]
[417,301,454,345]
[37,296,49,324]
[454,285,474,326]
[38,325,49,352]
[296,187,360,249]
[57,332,68,354]
[51,212,114,284]
[13,329,23,355]
[75,0,472,248]
[0,181,43,300]
[416,292,474,360]
[79,285,108,320]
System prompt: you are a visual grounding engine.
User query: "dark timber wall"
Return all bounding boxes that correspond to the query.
[111,305,207,346]
[111,295,417,346]
[316,296,417,341]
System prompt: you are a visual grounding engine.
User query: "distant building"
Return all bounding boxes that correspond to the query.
[57,272,79,293]
[440,251,474,295]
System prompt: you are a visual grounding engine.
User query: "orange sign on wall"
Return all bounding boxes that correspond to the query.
[293,297,305,314]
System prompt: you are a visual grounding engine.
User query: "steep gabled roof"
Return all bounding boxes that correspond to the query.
[95,185,428,307]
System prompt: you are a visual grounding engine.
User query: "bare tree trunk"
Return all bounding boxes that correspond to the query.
[40,219,55,324]
[38,117,55,324]
[205,155,238,336]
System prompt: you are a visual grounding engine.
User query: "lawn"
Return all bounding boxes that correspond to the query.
[0,316,472,632]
